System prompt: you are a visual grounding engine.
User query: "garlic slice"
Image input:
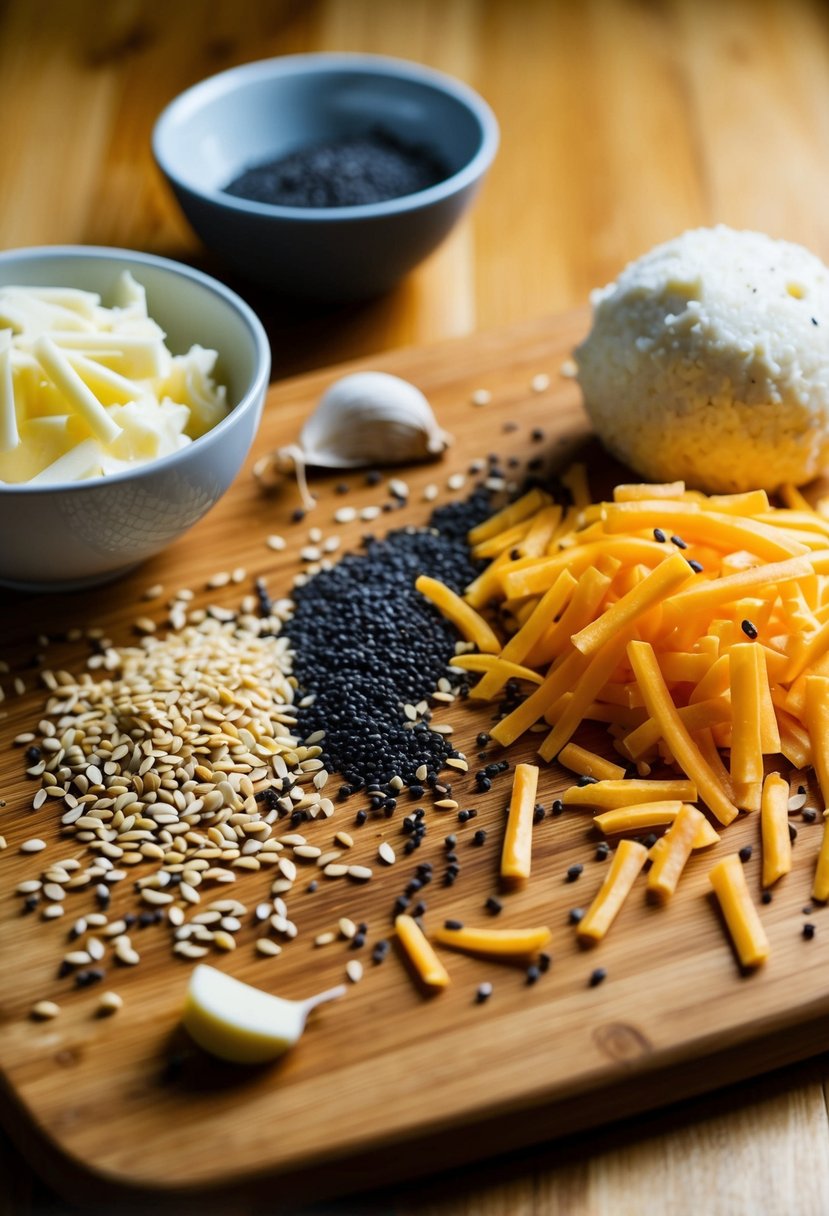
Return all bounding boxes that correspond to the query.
[260,371,451,509]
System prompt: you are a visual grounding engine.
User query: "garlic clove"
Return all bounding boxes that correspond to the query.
[296,371,451,468]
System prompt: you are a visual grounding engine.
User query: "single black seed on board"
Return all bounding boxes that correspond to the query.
[568,907,585,924]
[741,619,758,639]
[444,918,464,930]
[472,829,487,846]
[589,967,607,988]
[803,923,816,940]
[803,808,817,823]
[485,896,503,915]
[526,965,541,985]
[476,732,491,748]
[552,799,564,817]
[576,775,598,787]
[595,842,611,861]
[566,863,584,882]
[739,845,753,863]
[789,824,799,842]
[476,982,493,1003]
[539,951,552,973]
[761,891,773,905]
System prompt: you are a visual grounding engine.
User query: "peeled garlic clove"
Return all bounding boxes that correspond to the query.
[182,964,346,1064]
[293,371,451,469]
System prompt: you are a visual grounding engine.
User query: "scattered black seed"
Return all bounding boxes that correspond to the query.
[372,940,390,963]
[411,901,427,918]
[566,863,584,883]
[539,951,552,973]
[531,427,545,442]
[138,912,156,928]
[351,933,366,949]
[365,469,382,486]
[670,535,687,549]
[761,891,773,905]
[75,969,104,989]
[589,967,607,988]
[526,964,541,985]
[485,896,503,915]
[335,482,350,495]
[803,808,817,823]
[595,842,610,861]
[803,922,816,940]
[444,835,457,850]
[476,732,491,748]
[57,960,73,979]
[790,824,798,842]
[475,774,492,793]
[444,918,464,931]
[576,775,598,787]
[307,880,318,893]
[687,559,704,573]
[472,829,487,846]
[458,809,472,823]
[741,619,758,639]
[476,981,493,1003]
[642,833,658,849]
[533,804,545,824]
[653,528,666,543]
[25,745,41,764]
[355,809,368,826]
[394,896,410,915]
[291,507,306,523]
[568,907,585,924]
[552,799,564,817]
[798,784,806,794]
[739,845,753,863]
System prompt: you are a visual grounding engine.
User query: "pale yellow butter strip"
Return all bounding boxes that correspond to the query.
[28,437,102,484]
[34,336,121,445]
[66,351,143,405]
[0,331,18,451]
[50,331,167,378]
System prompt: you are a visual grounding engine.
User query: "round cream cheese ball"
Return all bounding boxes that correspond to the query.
[574,226,829,492]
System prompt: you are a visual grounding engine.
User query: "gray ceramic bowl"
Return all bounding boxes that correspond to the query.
[0,246,270,591]
[152,53,499,301]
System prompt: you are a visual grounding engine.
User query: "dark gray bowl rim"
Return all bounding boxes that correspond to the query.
[152,51,500,222]
[0,245,270,496]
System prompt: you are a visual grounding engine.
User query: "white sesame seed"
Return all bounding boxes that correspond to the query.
[266,534,287,551]
[346,959,363,983]
[207,571,231,589]
[447,473,466,491]
[143,584,163,600]
[97,991,123,1016]
[388,478,409,499]
[338,917,357,939]
[42,905,64,919]
[315,931,336,947]
[360,505,381,521]
[422,484,439,502]
[378,842,396,865]
[31,1000,60,1020]
[335,831,354,849]
[21,838,46,853]
[531,372,551,392]
[347,865,373,881]
[300,546,321,562]
[788,792,808,811]
[559,358,578,378]
[115,939,140,966]
[470,388,492,406]
[255,938,282,957]
[16,880,42,895]
[323,863,349,878]
[213,930,236,951]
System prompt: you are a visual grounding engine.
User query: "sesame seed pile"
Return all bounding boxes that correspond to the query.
[284,490,492,789]
[12,608,338,979]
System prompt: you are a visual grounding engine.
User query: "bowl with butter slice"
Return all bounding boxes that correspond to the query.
[0,246,269,590]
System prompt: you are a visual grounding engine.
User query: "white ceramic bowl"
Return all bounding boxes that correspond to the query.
[0,246,270,591]
[152,53,499,301]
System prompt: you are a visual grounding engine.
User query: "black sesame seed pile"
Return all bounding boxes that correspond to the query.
[284,491,492,788]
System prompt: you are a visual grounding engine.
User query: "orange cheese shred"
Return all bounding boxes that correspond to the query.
[646,804,705,901]
[708,854,770,968]
[500,762,539,884]
[577,838,648,942]
[760,772,792,888]
[432,923,553,958]
[395,915,450,989]
[415,574,501,654]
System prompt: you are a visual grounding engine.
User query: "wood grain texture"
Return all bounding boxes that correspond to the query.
[4,0,829,1212]
[2,314,829,1214]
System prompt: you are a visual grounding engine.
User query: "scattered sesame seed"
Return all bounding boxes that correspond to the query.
[31,1000,60,1020]
[530,373,550,393]
[475,981,493,1003]
[21,838,46,854]
[96,991,123,1016]
[470,389,492,407]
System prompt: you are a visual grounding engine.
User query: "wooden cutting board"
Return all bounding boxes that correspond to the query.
[2,309,829,1210]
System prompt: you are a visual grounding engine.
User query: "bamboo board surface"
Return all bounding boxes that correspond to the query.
[2,308,829,1208]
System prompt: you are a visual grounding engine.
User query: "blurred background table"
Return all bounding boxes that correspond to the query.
[3,0,829,1212]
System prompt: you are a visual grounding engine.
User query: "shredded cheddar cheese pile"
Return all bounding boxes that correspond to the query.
[420,469,829,970]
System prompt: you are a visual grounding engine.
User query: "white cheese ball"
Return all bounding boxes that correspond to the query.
[575,226,829,492]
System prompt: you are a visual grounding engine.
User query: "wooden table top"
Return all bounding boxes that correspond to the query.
[3,1,829,1213]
